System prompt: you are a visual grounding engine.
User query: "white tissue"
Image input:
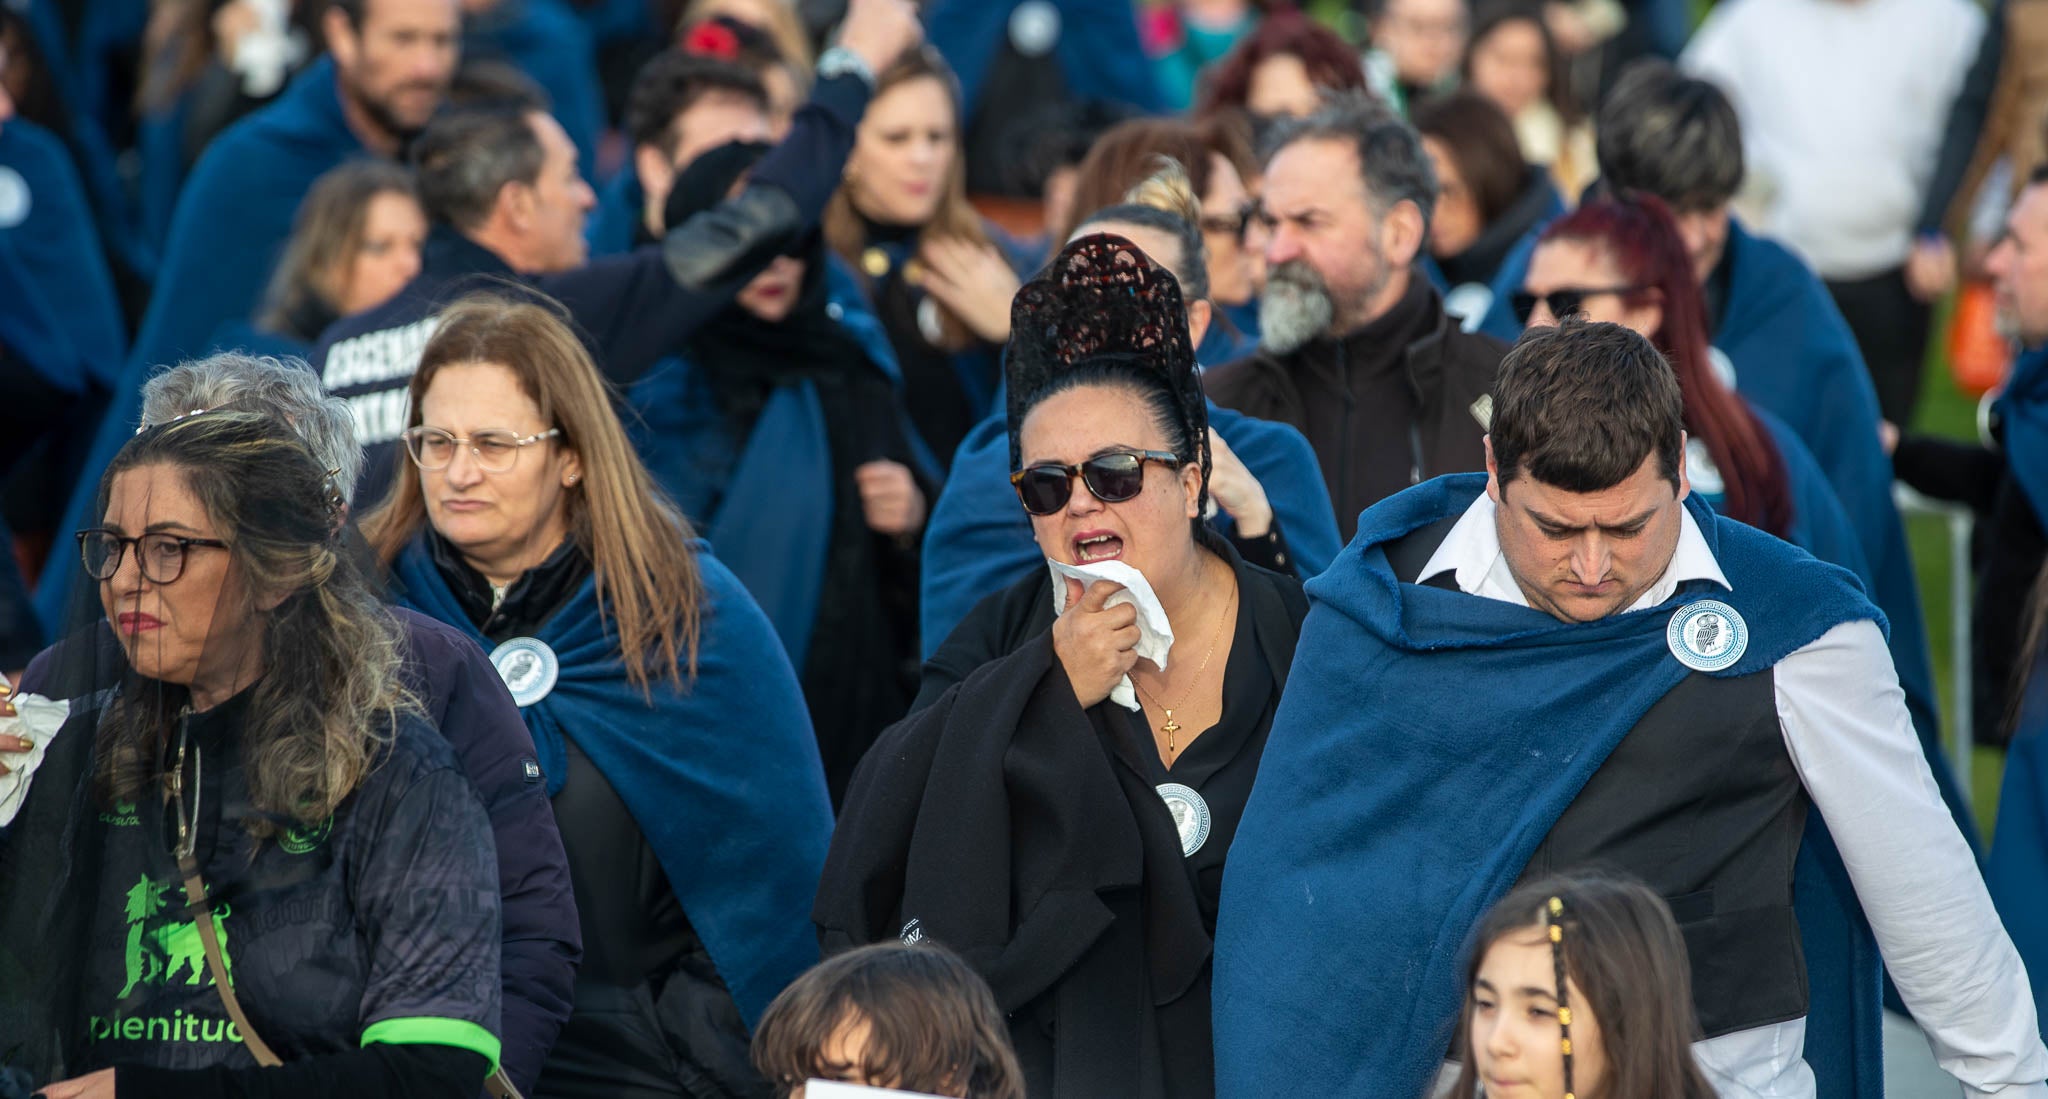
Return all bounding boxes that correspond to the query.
[0,693,74,827]
[1047,558,1175,711]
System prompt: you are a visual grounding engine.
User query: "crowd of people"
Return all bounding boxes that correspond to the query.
[1,0,2047,1096]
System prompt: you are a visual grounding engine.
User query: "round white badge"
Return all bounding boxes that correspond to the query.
[1667,600,1748,673]
[1156,783,1212,858]
[0,167,31,229]
[1008,0,1061,57]
[490,637,560,707]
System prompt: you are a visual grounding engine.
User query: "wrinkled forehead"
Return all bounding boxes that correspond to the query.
[102,463,216,536]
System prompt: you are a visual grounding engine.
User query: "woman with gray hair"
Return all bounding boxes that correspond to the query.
[1,412,504,1098]
[0,351,582,1095]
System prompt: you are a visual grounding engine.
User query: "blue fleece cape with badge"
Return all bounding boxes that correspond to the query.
[0,118,126,392]
[1214,473,1885,1099]
[918,397,1344,656]
[1477,220,1973,850]
[390,538,834,1027]
[622,258,938,667]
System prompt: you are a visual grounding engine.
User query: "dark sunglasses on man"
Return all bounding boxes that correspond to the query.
[1011,450,1183,516]
[1510,285,1647,326]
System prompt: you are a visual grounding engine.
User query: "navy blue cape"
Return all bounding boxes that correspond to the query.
[391,537,833,1026]
[1990,641,2048,1034]
[1214,473,1883,1098]
[624,258,937,666]
[1477,220,1972,850]
[1996,345,2048,525]
[918,398,1342,657]
[0,117,125,392]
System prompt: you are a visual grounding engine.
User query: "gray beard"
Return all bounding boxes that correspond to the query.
[1259,260,1336,355]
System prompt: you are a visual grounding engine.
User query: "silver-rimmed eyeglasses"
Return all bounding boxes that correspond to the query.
[402,426,560,473]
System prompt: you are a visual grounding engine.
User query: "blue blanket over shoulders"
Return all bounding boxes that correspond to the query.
[391,536,832,1026]
[1477,221,1972,850]
[1996,346,2048,527]
[1214,473,1883,1098]
[0,118,125,392]
[918,399,1342,656]
[623,258,935,666]
[1990,641,2048,1034]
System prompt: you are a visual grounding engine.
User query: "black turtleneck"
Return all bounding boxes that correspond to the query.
[1204,271,1504,539]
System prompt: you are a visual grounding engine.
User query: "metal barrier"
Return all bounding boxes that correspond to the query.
[1894,482,1975,803]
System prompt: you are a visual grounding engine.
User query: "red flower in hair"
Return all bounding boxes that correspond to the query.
[683,21,741,60]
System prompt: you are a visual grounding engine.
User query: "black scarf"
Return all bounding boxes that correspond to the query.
[666,142,877,435]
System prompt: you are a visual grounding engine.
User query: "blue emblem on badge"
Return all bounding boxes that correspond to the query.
[490,637,559,707]
[1667,599,1747,672]
[1156,783,1212,857]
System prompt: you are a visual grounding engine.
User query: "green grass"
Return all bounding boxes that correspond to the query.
[1906,296,2006,841]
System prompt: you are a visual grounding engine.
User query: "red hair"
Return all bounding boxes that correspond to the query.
[1539,194,1793,537]
[1196,8,1367,119]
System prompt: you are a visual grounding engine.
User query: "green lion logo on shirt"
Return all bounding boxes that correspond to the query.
[117,874,233,998]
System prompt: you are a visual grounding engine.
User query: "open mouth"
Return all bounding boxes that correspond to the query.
[1073,532,1125,564]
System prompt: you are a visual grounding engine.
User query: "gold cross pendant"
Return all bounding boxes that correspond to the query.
[1161,711,1180,753]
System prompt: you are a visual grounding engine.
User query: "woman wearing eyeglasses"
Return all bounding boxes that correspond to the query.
[1054,117,1267,363]
[361,293,834,1099]
[2,412,505,1099]
[816,235,1309,1099]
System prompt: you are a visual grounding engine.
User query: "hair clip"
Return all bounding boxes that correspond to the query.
[1547,896,1575,1099]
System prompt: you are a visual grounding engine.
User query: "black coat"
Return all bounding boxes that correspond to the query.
[1205,275,1505,540]
[815,544,1306,1098]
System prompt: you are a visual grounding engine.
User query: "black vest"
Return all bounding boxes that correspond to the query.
[1388,517,1809,1038]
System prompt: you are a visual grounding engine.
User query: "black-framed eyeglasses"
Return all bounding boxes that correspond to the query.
[402,426,560,473]
[1511,285,1647,326]
[1200,201,1259,243]
[1010,450,1182,516]
[77,529,230,584]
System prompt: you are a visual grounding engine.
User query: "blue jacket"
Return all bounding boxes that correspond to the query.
[585,162,646,260]
[0,118,126,392]
[1478,219,1975,849]
[924,0,1167,116]
[388,608,582,1094]
[463,0,605,181]
[1991,643,2048,1034]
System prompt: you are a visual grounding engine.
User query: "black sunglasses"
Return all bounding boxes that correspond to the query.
[1510,285,1646,326]
[1010,450,1182,516]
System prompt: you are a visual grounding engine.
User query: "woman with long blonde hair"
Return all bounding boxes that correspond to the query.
[824,46,1024,467]
[364,293,833,1098]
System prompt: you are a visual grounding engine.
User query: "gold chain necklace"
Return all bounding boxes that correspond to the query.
[1135,586,1237,758]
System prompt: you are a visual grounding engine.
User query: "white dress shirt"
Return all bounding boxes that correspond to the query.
[1419,493,2048,1098]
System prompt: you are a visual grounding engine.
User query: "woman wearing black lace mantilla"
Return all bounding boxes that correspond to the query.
[814,234,1309,1098]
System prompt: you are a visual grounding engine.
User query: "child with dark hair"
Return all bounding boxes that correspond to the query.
[751,943,1024,1099]
[1452,871,1719,1099]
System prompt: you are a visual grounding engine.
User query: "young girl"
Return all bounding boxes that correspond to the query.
[1453,872,1719,1099]
[751,943,1024,1099]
